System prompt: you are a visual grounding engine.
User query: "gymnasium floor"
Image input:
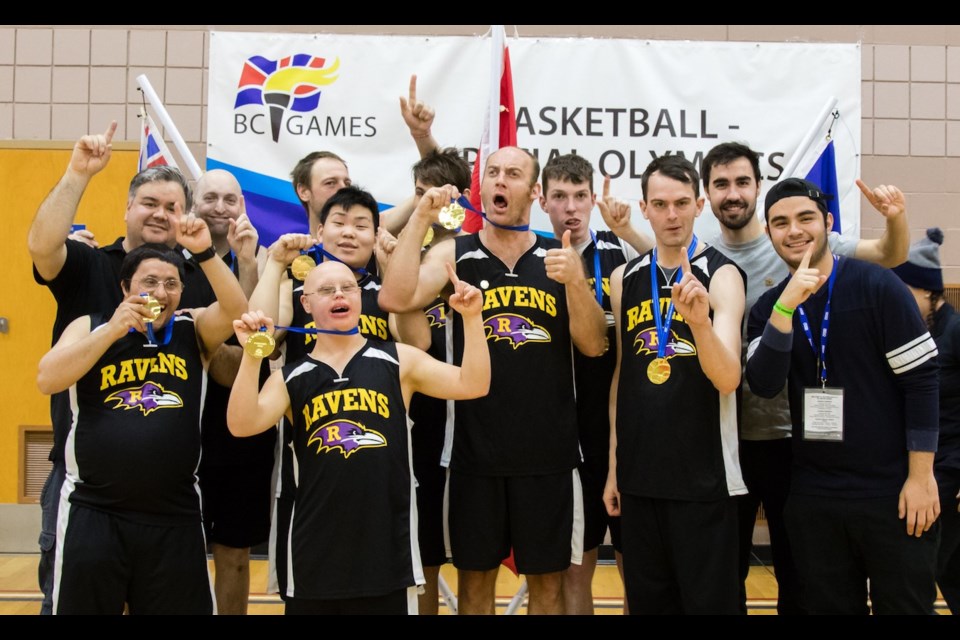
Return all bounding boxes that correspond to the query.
[2,553,949,614]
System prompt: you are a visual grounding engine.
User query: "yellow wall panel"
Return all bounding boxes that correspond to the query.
[0,149,138,503]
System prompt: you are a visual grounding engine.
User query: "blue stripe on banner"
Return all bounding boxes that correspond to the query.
[242,191,310,247]
[206,158,396,211]
[206,158,301,203]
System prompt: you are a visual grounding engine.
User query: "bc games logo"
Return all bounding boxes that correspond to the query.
[233,54,376,143]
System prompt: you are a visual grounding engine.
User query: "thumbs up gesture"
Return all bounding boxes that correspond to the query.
[545,229,587,286]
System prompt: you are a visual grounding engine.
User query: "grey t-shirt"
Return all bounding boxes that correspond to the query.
[710,230,856,440]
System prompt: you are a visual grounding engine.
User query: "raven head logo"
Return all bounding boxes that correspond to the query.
[104,382,183,416]
[425,302,446,329]
[483,313,551,349]
[633,328,696,358]
[307,419,386,458]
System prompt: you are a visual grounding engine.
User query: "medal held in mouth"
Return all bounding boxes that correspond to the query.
[140,293,171,348]
[143,295,162,322]
[646,237,698,385]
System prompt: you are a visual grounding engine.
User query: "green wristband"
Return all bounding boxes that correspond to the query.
[773,301,795,318]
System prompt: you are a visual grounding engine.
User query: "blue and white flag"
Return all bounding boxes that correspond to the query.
[797,137,841,233]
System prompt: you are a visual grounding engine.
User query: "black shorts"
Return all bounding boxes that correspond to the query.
[199,458,274,549]
[284,587,416,615]
[448,469,578,575]
[620,494,739,614]
[415,463,448,567]
[54,503,213,614]
[579,454,622,552]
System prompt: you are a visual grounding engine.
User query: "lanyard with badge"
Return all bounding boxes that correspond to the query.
[797,255,843,441]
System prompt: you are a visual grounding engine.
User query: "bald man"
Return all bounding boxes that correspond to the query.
[192,169,274,615]
[228,259,490,614]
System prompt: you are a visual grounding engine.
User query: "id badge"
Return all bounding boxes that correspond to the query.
[803,387,844,441]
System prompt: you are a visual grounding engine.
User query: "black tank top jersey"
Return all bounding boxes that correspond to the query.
[201,248,276,467]
[281,341,420,599]
[616,245,746,501]
[575,231,630,459]
[287,272,390,364]
[65,313,206,525]
[446,233,579,476]
[410,299,448,480]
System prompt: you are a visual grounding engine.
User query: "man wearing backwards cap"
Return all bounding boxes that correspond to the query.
[746,178,941,614]
[700,142,911,615]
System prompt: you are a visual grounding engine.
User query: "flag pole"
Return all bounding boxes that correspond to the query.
[781,96,838,179]
[136,74,203,180]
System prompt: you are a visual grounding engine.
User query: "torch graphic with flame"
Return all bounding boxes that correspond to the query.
[235,54,340,142]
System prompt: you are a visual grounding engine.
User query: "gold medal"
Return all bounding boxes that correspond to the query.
[438,202,465,230]
[647,358,671,384]
[422,225,435,247]
[245,330,275,359]
[291,254,317,281]
[143,295,162,322]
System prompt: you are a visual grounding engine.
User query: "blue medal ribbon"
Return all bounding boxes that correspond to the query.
[589,231,603,305]
[224,249,237,275]
[302,245,369,277]
[144,318,174,347]
[458,195,530,232]
[795,255,839,387]
[649,237,698,359]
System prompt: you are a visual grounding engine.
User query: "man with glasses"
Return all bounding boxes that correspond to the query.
[36,211,247,614]
[228,256,490,614]
[27,122,220,614]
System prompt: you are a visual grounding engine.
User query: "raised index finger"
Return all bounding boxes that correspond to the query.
[799,242,814,270]
[409,74,418,103]
[680,246,692,276]
[602,175,611,200]
[445,261,460,288]
[104,120,118,145]
[855,179,877,204]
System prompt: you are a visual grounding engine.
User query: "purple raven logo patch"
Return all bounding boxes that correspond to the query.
[425,302,446,329]
[483,313,551,349]
[307,419,387,458]
[633,328,696,358]
[104,382,183,416]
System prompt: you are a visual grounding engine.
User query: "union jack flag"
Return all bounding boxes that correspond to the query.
[138,111,179,172]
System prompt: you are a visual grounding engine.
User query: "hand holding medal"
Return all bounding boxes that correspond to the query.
[235,311,277,360]
[268,233,318,280]
[111,292,156,337]
[414,184,462,238]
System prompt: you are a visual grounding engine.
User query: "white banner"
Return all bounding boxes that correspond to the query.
[208,31,860,244]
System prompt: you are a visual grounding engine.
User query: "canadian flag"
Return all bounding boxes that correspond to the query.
[464,25,517,234]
